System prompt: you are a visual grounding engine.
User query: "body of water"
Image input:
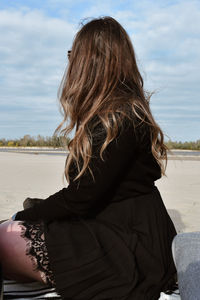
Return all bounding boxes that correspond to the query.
[169,150,200,157]
[0,148,200,157]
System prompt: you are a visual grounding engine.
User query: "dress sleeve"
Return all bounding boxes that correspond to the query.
[15,116,141,222]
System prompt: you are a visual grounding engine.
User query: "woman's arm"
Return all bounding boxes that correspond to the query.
[14,117,141,223]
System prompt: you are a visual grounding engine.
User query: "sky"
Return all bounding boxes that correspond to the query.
[0,0,199,142]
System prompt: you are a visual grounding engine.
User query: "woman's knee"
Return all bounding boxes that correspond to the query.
[0,220,44,283]
[0,220,27,269]
[0,220,24,257]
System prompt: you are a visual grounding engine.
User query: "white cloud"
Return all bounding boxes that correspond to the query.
[77,1,200,125]
[0,1,200,141]
[0,8,76,138]
[111,1,200,141]
[0,8,75,104]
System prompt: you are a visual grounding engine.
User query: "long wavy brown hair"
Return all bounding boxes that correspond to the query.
[54,16,168,184]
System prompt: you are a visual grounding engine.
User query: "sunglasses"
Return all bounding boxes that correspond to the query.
[67,50,71,59]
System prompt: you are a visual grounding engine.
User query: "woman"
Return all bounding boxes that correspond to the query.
[0,17,177,300]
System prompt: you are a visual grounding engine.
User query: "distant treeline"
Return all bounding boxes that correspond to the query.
[166,139,200,150]
[0,135,200,150]
[0,135,70,148]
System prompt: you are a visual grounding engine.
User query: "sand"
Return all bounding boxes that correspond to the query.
[0,151,199,233]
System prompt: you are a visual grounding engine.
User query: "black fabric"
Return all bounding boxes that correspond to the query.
[15,114,177,299]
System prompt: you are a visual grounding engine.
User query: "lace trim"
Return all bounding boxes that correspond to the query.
[18,221,55,287]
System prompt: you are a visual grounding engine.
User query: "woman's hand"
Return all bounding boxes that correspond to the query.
[10,213,17,221]
[23,197,44,210]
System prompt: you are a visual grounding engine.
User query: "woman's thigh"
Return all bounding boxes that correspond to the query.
[0,220,45,283]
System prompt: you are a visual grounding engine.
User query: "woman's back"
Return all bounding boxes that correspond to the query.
[0,16,177,300]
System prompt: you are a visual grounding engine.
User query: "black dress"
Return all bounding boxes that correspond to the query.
[15,114,177,300]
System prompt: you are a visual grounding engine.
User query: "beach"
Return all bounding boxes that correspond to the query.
[0,151,199,233]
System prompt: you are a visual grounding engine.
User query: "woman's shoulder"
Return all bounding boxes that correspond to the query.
[87,107,151,150]
[117,108,150,142]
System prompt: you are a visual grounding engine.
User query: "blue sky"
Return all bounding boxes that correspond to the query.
[0,0,199,142]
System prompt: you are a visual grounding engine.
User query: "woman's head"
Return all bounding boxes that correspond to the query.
[65,17,144,116]
[55,16,168,182]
